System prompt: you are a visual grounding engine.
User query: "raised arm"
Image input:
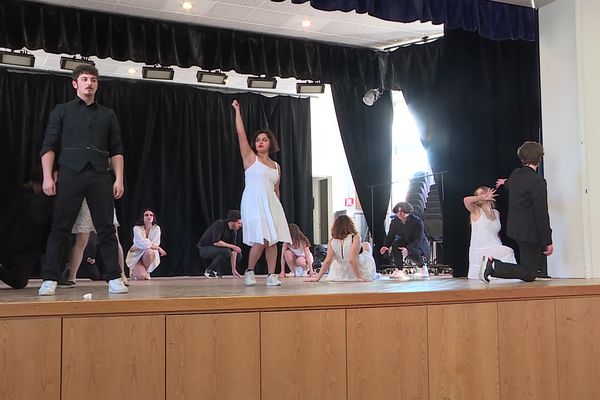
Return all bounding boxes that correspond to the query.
[231,100,255,169]
[463,188,497,215]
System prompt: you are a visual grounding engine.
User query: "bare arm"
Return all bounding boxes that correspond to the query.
[463,189,497,215]
[280,243,288,275]
[274,163,281,198]
[41,151,56,196]
[231,100,255,169]
[306,240,335,282]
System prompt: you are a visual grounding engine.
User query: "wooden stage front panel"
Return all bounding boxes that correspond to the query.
[2,276,600,400]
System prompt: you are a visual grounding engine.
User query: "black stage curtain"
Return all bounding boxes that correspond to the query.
[331,85,393,245]
[390,29,541,276]
[278,0,536,41]
[0,0,386,89]
[0,68,312,276]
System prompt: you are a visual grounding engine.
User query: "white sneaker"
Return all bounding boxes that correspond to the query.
[108,278,128,294]
[244,270,256,286]
[39,280,57,296]
[266,274,282,286]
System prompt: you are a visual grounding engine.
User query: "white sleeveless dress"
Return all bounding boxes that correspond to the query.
[467,209,516,279]
[325,234,376,281]
[241,157,291,246]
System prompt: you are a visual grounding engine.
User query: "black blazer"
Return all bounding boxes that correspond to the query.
[505,166,552,246]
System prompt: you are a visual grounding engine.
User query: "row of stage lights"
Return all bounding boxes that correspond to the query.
[0,50,325,94]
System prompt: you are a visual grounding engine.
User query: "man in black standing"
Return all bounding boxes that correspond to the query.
[197,210,243,278]
[38,65,127,295]
[480,141,553,282]
[379,201,430,272]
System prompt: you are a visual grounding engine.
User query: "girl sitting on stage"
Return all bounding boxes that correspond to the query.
[464,185,516,279]
[125,209,167,280]
[280,223,314,277]
[306,215,375,282]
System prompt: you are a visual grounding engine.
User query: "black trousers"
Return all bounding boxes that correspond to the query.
[391,239,424,269]
[492,241,544,282]
[198,246,241,275]
[42,166,120,281]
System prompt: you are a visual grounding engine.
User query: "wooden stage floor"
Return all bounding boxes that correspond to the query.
[2,274,600,317]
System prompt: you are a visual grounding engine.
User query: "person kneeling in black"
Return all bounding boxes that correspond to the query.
[197,210,243,278]
[379,202,430,271]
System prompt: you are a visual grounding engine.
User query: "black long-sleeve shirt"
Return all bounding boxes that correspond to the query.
[40,97,124,172]
[197,219,239,247]
[383,214,429,258]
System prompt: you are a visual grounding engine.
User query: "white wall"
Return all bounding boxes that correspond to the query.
[310,86,357,223]
[539,0,600,277]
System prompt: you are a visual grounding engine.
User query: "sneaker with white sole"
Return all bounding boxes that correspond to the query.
[244,270,256,286]
[266,274,282,286]
[39,280,57,296]
[108,278,128,294]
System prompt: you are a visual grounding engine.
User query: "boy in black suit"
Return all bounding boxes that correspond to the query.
[480,141,553,282]
[38,65,128,295]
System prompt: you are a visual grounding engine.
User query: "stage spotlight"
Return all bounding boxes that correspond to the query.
[296,81,325,94]
[142,66,175,80]
[0,50,35,67]
[362,88,383,106]
[197,70,228,85]
[247,76,277,89]
[60,56,95,71]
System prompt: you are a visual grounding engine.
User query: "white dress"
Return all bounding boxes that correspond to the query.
[325,234,377,281]
[468,210,517,279]
[241,157,291,246]
[125,225,162,273]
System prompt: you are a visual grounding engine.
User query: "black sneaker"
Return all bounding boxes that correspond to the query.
[479,256,494,283]
[58,280,76,288]
[204,269,217,278]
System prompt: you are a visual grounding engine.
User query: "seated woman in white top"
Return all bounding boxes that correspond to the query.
[280,223,314,277]
[125,208,166,280]
[306,215,376,282]
[464,186,516,279]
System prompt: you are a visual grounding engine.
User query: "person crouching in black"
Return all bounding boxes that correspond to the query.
[379,202,430,271]
[0,167,53,289]
[197,210,243,278]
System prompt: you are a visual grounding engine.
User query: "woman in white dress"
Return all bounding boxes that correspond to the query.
[464,186,516,279]
[232,100,292,286]
[307,215,376,282]
[125,209,167,280]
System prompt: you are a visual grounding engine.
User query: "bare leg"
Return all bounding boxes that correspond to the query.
[68,232,91,282]
[141,249,156,279]
[131,261,148,280]
[296,256,307,275]
[115,230,127,282]
[265,243,277,275]
[282,249,296,277]
[247,243,265,271]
